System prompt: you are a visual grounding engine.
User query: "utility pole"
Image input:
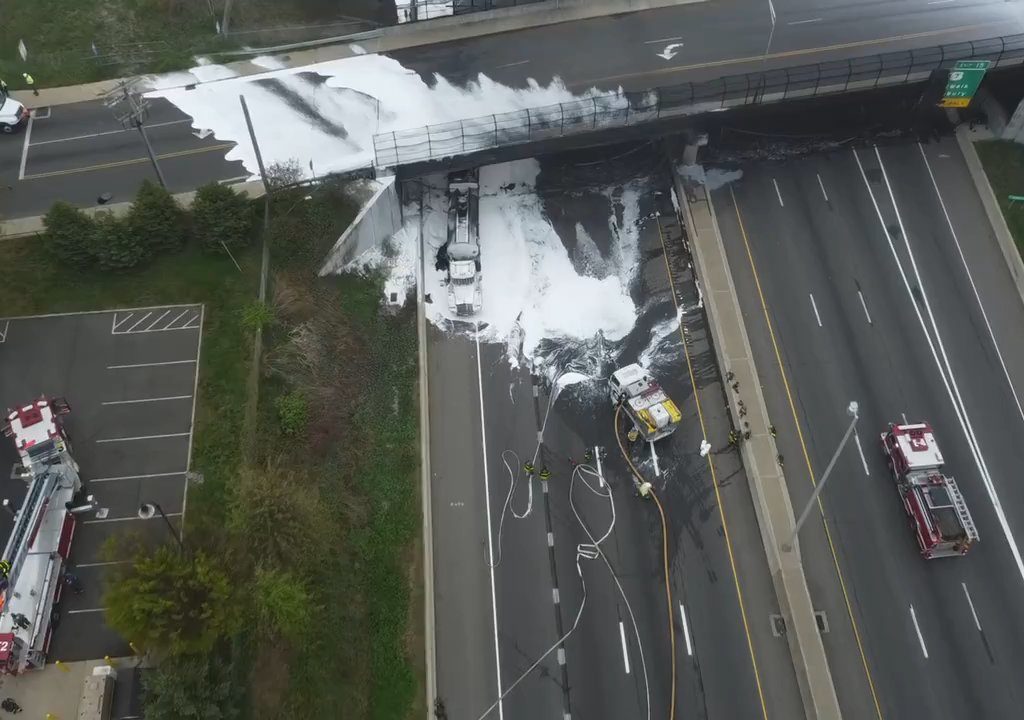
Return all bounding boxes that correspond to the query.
[221,0,235,35]
[104,79,167,189]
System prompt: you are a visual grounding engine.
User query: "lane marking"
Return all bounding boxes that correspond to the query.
[96,432,189,443]
[928,0,955,4]
[595,444,605,488]
[817,173,829,202]
[547,531,554,547]
[729,184,884,718]
[28,118,192,147]
[619,621,632,674]
[679,603,693,656]
[553,588,560,604]
[21,142,235,180]
[475,324,505,720]
[901,412,909,424]
[788,17,823,24]
[107,359,196,369]
[772,178,784,207]
[809,293,822,327]
[0,320,8,344]
[854,432,870,475]
[84,512,183,525]
[909,605,929,658]
[961,582,981,631]
[143,309,171,331]
[656,207,770,718]
[90,471,186,483]
[858,290,873,325]
[125,312,153,333]
[494,60,530,69]
[102,395,192,406]
[643,35,684,44]
[650,441,661,477]
[18,111,34,180]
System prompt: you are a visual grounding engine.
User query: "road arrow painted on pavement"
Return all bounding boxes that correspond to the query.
[656,43,684,60]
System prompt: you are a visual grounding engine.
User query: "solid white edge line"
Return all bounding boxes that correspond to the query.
[102,395,192,406]
[476,324,505,720]
[619,621,632,674]
[107,359,197,369]
[809,293,822,327]
[595,444,605,488]
[18,111,33,181]
[182,306,204,545]
[643,36,684,44]
[853,431,870,475]
[909,605,929,658]
[772,177,784,207]
[788,17,823,25]
[96,432,189,443]
[817,172,829,202]
[961,582,982,631]
[679,603,693,656]
[917,143,1024,429]
[857,290,873,324]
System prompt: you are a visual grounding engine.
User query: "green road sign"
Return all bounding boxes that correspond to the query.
[939,60,991,108]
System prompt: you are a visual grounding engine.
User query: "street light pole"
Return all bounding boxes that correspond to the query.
[783,401,859,552]
[138,502,184,551]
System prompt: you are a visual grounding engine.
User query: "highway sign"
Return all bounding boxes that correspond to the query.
[939,60,991,108]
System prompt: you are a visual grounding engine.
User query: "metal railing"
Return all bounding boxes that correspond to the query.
[374,34,1024,168]
[395,0,544,23]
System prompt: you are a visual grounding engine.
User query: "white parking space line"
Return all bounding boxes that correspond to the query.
[107,359,196,370]
[18,112,34,181]
[643,35,684,43]
[111,307,201,334]
[96,432,189,444]
[909,605,929,658]
[66,607,106,615]
[857,290,873,325]
[142,309,171,331]
[853,432,870,475]
[679,603,693,656]
[962,583,982,631]
[126,312,154,333]
[809,293,822,327]
[91,471,185,483]
[772,178,784,207]
[619,621,631,674]
[0,320,8,343]
[101,395,192,406]
[84,512,183,525]
[28,118,191,147]
[816,172,829,202]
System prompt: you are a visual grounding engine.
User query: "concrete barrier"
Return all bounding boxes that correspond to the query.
[319,176,402,275]
[671,165,842,720]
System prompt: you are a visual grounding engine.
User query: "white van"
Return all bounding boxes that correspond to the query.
[0,96,28,134]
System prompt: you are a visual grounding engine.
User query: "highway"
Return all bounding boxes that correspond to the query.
[2,0,1022,218]
[425,150,804,719]
[710,135,1024,718]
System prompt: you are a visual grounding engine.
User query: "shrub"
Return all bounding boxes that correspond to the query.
[253,566,315,641]
[240,300,273,332]
[127,179,187,253]
[91,213,152,270]
[142,652,240,720]
[42,202,96,268]
[192,182,254,253]
[274,391,307,436]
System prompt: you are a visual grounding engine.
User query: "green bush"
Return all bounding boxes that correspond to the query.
[42,202,97,269]
[91,213,152,271]
[274,391,307,436]
[253,566,315,641]
[240,300,274,332]
[192,182,254,254]
[142,652,240,720]
[127,179,188,253]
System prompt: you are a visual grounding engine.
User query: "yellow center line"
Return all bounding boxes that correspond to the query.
[654,213,770,720]
[21,143,236,181]
[570,22,998,88]
[727,184,884,720]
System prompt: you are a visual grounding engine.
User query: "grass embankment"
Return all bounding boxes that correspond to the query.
[248,183,422,719]
[975,139,1024,260]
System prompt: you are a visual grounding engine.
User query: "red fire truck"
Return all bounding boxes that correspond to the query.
[881,421,978,559]
[0,398,86,674]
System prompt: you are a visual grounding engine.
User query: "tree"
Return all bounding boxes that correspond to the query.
[104,545,239,655]
[127,179,187,253]
[42,201,96,268]
[253,566,315,641]
[142,651,240,720]
[192,182,253,253]
[91,212,151,270]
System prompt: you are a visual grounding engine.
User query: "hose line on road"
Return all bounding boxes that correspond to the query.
[614,403,678,720]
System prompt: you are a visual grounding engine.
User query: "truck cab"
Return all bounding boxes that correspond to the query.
[610,364,681,442]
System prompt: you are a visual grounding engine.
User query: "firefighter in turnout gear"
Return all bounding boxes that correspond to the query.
[539,467,551,481]
[524,462,535,475]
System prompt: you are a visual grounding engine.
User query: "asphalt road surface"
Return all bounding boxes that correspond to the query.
[711,135,1024,719]
[0,306,202,663]
[425,149,803,720]
[1,0,1021,218]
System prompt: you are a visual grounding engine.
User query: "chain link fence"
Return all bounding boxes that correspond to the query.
[373,33,1024,168]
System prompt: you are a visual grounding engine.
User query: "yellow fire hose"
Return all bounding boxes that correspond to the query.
[615,403,677,720]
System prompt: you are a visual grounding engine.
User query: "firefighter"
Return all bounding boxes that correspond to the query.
[0,697,22,714]
[583,448,593,464]
[523,462,535,475]
[769,424,777,438]
[11,614,28,630]
[627,428,639,443]
[21,73,36,97]
[539,467,551,481]
[433,698,448,719]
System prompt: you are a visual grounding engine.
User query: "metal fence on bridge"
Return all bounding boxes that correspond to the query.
[373,33,1024,168]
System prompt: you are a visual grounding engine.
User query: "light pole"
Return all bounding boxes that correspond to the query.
[138,502,184,551]
[783,401,859,552]
[104,80,167,189]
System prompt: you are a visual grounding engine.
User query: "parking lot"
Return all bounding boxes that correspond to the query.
[0,305,203,662]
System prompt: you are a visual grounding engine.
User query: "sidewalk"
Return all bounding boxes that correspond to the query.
[1,658,138,719]
[26,0,704,108]
[672,163,842,720]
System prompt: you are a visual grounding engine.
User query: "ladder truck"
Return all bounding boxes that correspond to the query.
[443,170,482,317]
[881,421,979,559]
[609,364,682,442]
[0,397,87,674]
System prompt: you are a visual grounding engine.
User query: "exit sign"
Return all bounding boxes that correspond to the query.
[939,60,991,108]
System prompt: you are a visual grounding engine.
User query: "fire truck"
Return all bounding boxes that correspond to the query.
[609,364,682,442]
[0,397,88,674]
[881,421,978,559]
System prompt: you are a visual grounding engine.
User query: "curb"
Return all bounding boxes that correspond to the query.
[672,166,842,720]
[954,126,1024,309]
